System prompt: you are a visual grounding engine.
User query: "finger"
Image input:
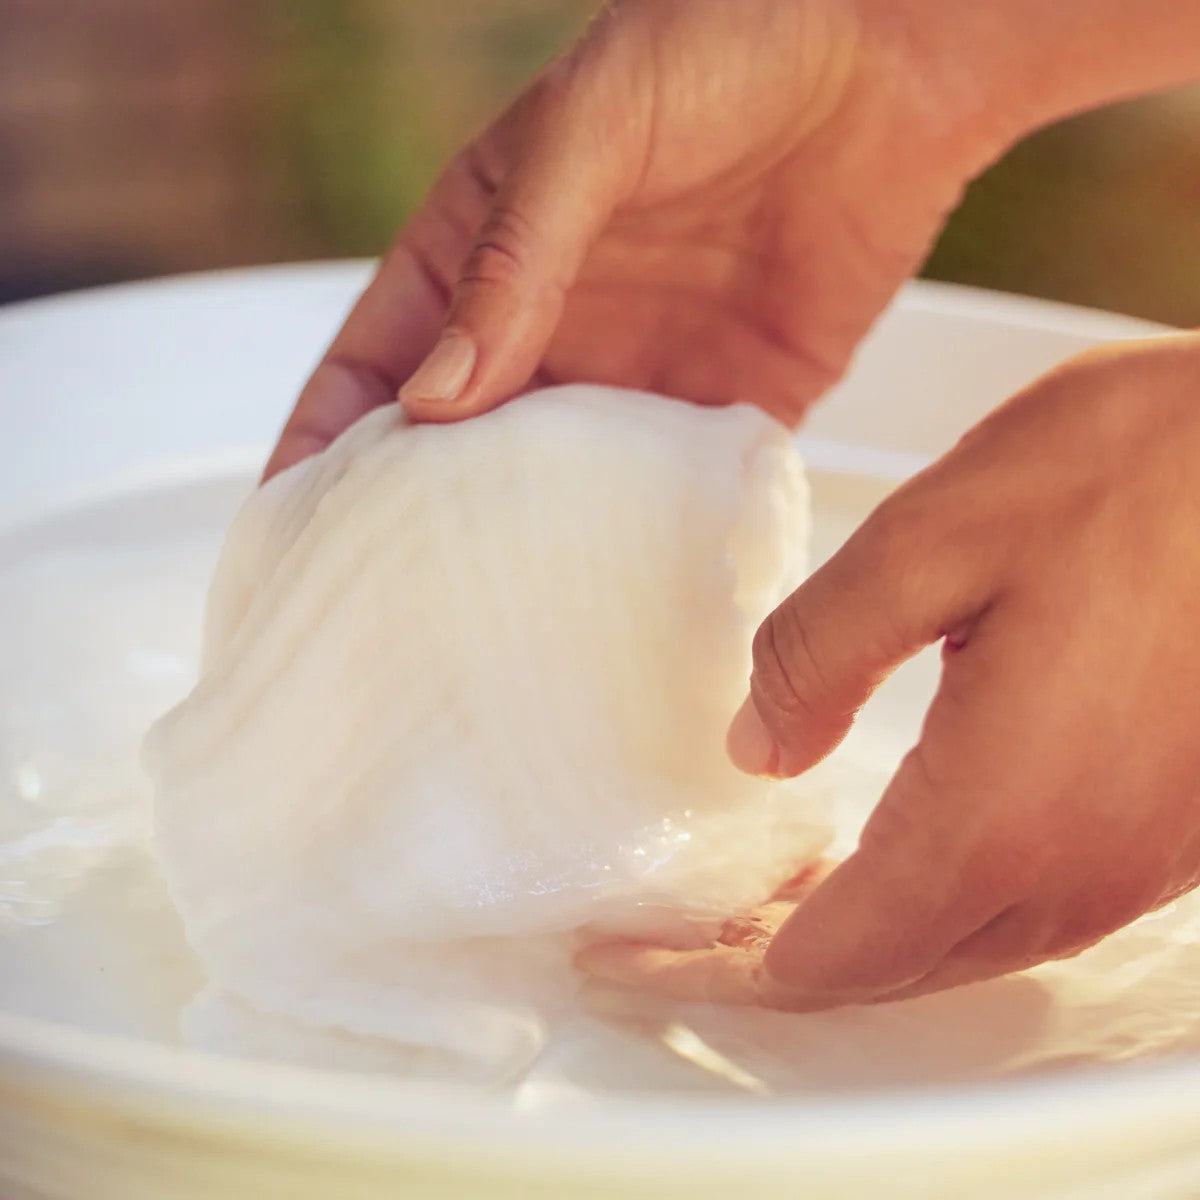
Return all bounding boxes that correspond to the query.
[261,165,488,480]
[727,491,994,779]
[762,607,1073,1005]
[759,906,1048,1011]
[399,61,633,423]
[263,46,633,478]
[575,943,767,1007]
[875,858,1182,1004]
[576,860,831,1004]
[865,904,1051,1003]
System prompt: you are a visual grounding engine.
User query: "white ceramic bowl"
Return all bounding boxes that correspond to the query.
[2,264,1198,1200]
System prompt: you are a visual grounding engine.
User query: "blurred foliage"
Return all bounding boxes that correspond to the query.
[926,95,1200,327]
[266,1,588,254]
[1,0,1198,326]
[270,1,434,252]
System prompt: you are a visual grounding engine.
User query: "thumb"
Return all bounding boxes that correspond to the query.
[727,498,986,778]
[399,67,630,422]
[737,489,1018,1005]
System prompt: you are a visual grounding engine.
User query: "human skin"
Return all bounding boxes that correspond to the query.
[580,334,1200,1007]
[263,0,1012,478]
[264,0,1200,1007]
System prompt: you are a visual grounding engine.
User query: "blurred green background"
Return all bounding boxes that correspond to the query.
[3,1,1199,325]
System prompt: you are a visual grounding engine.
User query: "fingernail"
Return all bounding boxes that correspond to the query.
[726,694,780,778]
[398,330,476,406]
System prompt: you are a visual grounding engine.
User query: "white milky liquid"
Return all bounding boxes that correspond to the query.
[3,470,1200,1102]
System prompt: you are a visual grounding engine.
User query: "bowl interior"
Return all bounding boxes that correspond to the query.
[1,266,1196,1173]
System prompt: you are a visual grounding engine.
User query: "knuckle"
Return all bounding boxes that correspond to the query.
[846,491,928,624]
[397,240,454,309]
[459,141,503,199]
[750,603,829,728]
[459,205,535,291]
[526,51,582,113]
[893,742,943,804]
[856,787,925,868]
[854,491,914,575]
[850,481,990,657]
[858,745,954,865]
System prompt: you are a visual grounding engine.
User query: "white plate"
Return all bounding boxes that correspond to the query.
[2,264,1197,1200]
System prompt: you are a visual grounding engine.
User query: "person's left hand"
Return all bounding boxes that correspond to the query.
[579,333,1200,1009]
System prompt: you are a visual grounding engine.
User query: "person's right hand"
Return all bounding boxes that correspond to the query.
[579,333,1200,1009]
[264,0,1017,478]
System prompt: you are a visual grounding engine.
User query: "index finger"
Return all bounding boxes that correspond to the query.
[763,599,1080,1005]
[262,157,492,480]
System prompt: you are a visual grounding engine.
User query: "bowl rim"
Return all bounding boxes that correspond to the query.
[3,1005,1200,1165]
[0,265,1189,1168]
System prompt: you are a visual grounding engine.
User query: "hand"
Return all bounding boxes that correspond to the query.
[581,861,835,1008]
[264,0,1200,480]
[579,335,1200,1008]
[264,0,1015,478]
